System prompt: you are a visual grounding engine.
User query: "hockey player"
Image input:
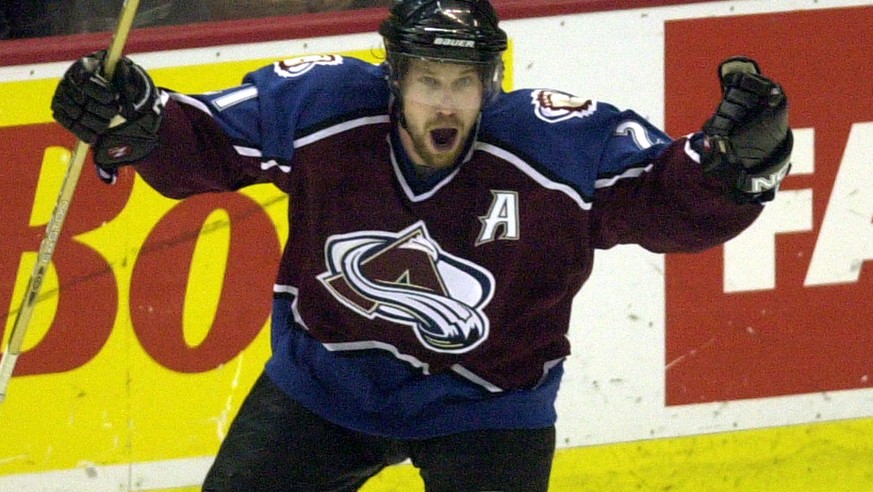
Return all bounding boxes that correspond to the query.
[50,0,792,490]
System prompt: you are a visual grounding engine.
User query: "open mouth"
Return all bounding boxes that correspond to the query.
[430,128,459,152]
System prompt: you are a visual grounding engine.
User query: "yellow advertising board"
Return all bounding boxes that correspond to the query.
[0,54,295,485]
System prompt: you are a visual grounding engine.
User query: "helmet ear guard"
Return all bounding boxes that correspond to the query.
[380,0,508,107]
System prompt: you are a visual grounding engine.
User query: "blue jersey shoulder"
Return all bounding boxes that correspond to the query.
[245,55,389,129]
[197,55,390,160]
[481,89,672,197]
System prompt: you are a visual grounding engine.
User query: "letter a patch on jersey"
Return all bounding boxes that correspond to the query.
[477,190,520,245]
[318,222,496,354]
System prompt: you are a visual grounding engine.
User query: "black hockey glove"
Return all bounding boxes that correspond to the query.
[692,57,793,203]
[51,50,164,182]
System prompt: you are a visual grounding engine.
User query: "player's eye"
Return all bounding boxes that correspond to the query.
[419,76,439,88]
[453,77,474,90]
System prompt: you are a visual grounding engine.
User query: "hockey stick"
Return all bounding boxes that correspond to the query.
[0,0,142,403]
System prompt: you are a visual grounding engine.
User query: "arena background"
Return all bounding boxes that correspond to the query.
[0,0,871,490]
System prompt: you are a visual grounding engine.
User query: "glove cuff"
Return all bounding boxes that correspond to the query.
[93,89,166,173]
[692,130,793,204]
[735,129,793,196]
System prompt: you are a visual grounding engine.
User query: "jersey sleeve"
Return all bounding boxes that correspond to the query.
[134,55,387,198]
[481,90,762,254]
[589,110,763,253]
[132,91,268,198]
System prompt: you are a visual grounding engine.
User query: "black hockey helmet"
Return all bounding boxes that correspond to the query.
[379,0,508,105]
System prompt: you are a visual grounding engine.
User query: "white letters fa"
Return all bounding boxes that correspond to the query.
[477,191,520,245]
[723,123,873,291]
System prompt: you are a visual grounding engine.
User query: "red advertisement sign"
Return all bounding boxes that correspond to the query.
[664,6,873,405]
[0,124,280,377]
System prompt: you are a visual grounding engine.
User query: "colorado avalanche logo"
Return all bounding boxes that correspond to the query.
[318,222,495,354]
[531,89,597,123]
[274,54,343,78]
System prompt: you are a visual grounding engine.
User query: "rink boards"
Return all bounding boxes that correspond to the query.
[0,0,871,490]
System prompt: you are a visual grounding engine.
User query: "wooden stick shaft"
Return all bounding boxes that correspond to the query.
[0,0,142,403]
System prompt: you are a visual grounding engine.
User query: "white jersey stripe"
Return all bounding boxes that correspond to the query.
[323,340,432,374]
[294,115,390,148]
[233,145,262,157]
[212,85,258,111]
[594,163,654,188]
[475,142,593,211]
[273,284,309,330]
[168,91,212,114]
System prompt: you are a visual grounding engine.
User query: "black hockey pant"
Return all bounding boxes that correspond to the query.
[202,372,555,491]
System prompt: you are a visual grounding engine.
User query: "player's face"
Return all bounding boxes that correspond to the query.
[398,58,484,170]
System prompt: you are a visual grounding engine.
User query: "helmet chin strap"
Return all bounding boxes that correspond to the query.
[389,92,409,130]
